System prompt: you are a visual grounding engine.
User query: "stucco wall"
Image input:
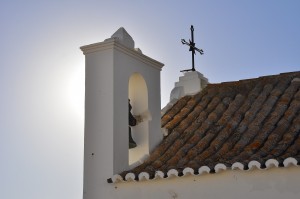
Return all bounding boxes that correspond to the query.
[81,39,164,199]
[108,166,300,199]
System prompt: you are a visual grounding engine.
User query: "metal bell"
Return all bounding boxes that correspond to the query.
[129,128,137,149]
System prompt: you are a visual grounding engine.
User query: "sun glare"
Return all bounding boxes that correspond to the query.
[67,65,85,118]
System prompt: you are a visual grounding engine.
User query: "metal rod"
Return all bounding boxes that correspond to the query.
[180,25,204,72]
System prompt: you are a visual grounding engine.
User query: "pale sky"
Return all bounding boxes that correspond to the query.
[1,0,299,198]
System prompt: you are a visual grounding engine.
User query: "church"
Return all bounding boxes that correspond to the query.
[80,27,300,199]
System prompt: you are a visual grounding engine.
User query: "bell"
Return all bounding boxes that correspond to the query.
[129,128,137,149]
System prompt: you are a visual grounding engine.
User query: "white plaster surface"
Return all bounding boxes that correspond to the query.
[81,28,164,199]
[99,166,300,199]
[170,71,208,101]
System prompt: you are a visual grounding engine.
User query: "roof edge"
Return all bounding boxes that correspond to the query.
[108,157,300,183]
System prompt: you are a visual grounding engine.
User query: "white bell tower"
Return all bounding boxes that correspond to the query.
[80,27,164,199]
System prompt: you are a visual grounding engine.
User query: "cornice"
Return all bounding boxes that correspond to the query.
[80,39,164,71]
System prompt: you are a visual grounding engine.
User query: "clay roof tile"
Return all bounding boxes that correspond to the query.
[111,71,300,183]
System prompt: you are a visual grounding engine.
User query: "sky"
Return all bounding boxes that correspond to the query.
[0,0,299,198]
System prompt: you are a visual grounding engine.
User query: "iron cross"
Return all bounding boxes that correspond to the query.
[181,25,204,72]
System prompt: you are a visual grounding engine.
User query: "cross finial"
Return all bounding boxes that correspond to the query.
[180,25,204,72]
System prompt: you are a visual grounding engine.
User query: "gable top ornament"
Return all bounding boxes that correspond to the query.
[105,27,135,49]
[181,25,204,72]
[105,27,143,53]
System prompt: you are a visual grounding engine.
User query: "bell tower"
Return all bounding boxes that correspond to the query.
[80,27,164,199]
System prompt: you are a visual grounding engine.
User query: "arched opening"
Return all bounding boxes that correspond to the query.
[128,73,149,165]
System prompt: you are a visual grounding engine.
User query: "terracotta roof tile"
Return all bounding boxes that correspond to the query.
[112,71,300,183]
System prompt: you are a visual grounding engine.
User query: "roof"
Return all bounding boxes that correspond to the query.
[111,71,300,183]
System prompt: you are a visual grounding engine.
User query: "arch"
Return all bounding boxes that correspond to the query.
[128,73,149,165]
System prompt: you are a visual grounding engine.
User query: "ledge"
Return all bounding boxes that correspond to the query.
[80,39,164,71]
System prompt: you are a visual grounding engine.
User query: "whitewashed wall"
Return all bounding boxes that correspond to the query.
[109,166,300,199]
[81,33,164,199]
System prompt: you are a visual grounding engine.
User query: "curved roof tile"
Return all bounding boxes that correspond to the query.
[110,71,300,183]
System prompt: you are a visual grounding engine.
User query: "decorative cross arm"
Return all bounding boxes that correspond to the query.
[180,25,204,72]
